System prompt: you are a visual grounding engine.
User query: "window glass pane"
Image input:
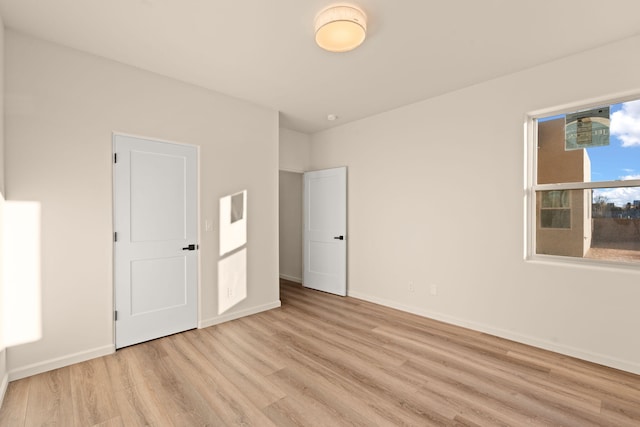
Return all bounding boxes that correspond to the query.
[537,100,640,185]
[540,209,570,228]
[535,188,640,263]
[541,190,569,208]
[591,186,640,263]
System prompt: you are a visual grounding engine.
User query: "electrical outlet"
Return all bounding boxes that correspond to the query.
[408,281,415,292]
[430,284,438,296]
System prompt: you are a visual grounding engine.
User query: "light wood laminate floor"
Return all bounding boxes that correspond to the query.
[1,279,639,426]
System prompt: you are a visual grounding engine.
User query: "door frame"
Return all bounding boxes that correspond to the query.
[111,131,201,347]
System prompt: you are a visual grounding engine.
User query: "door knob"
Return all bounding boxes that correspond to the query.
[333,235,344,240]
[182,244,198,250]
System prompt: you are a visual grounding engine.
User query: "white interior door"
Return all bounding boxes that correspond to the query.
[114,135,198,349]
[303,167,347,296]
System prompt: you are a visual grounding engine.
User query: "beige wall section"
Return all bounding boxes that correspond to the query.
[4,30,280,379]
[0,198,5,397]
[310,34,640,374]
[279,171,303,282]
[279,127,311,172]
[537,119,588,184]
[0,13,7,404]
[0,14,4,196]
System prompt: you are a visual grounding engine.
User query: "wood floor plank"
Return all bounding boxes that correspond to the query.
[265,368,375,427]
[208,320,288,374]
[2,279,640,426]
[181,329,286,410]
[107,347,173,427]
[93,415,124,426]
[69,357,120,426]
[271,325,461,424]
[0,376,30,426]
[376,324,605,420]
[237,311,284,337]
[159,332,277,427]
[103,345,148,393]
[276,307,408,369]
[21,368,74,426]
[267,335,437,426]
[232,314,440,425]
[111,384,169,427]
[203,322,285,377]
[263,396,339,427]
[130,339,227,426]
[600,398,640,427]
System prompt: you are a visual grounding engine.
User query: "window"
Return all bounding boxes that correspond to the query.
[539,190,571,229]
[529,97,640,263]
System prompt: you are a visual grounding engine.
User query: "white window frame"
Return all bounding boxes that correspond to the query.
[525,92,640,265]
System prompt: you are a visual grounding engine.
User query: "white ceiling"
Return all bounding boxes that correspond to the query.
[1,0,640,134]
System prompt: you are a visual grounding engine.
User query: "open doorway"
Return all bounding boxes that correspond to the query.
[279,170,303,283]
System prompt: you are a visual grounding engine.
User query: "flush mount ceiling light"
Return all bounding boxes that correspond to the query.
[315,5,367,52]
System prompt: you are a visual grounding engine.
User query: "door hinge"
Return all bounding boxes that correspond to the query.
[114,310,118,321]
[114,153,118,163]
[114,232,118,242]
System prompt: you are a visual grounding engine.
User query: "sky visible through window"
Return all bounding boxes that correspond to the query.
[541,100,640,206]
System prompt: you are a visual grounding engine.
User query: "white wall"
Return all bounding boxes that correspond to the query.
[310,35,640,374]
[279,127,311,172]
[0,16,3,195]
[0,12,7,404]
[4,30,280,379]
[279,170,303,282]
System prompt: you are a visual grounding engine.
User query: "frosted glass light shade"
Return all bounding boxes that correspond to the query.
[315,6,367,52]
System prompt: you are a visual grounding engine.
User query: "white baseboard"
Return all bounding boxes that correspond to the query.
[8,344,116,381]
[279,274,302,283]
[348,290,640,376]
[199,300,281,329]
[0,371,8,408]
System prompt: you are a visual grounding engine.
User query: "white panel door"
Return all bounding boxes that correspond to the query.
[114,135,198,349]
[303,167,347,296]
